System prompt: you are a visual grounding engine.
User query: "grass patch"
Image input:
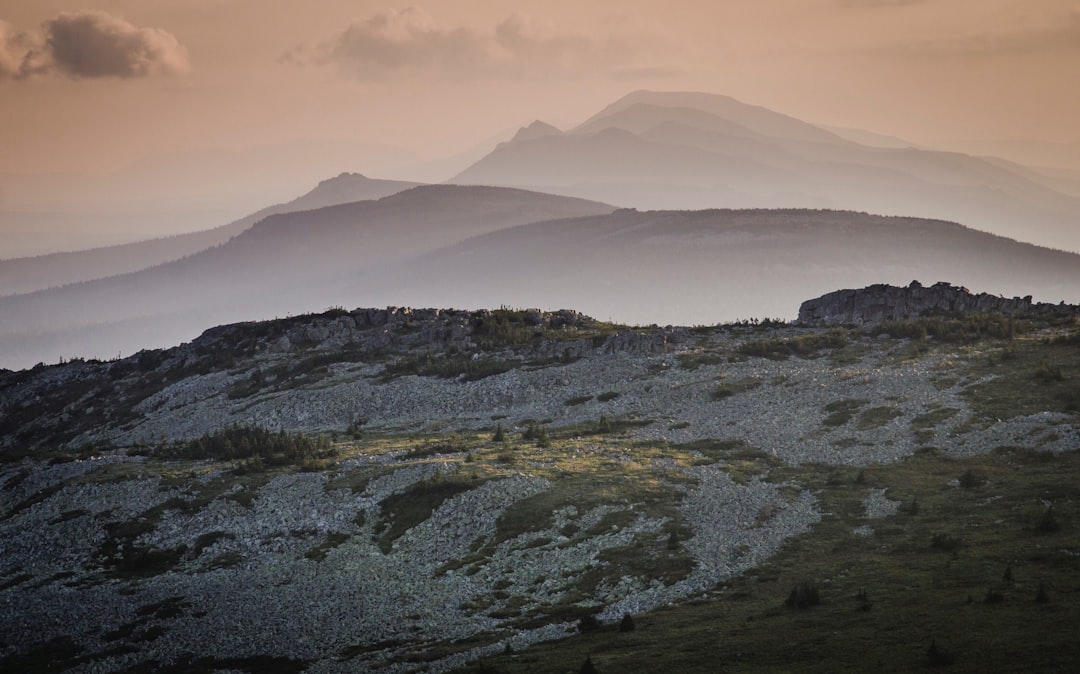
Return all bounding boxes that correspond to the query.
[452,445,1080,674]
[565,395,594,407]
[375,475,475,553]
[856,406,903,430]
[822,399,867,427]
[304,532,351,562]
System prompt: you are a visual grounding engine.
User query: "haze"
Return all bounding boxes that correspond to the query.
[3,0,1080,254]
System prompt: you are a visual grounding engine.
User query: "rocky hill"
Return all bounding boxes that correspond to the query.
[799,281,1080,325]
[1,297,1078,673]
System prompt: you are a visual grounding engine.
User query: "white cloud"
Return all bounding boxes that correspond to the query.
[1,11,190,80]
[299,6,679,81]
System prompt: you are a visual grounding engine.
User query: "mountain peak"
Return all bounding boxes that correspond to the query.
[508,120,563,145]
[577,90,844,145]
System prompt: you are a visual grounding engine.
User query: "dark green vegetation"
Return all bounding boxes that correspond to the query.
[452,447,1080,674]
[2,309,1079,673]
[169,425,335,469]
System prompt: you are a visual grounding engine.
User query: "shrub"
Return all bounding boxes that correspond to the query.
[711,385,735,401]
[957,469,986,489]
[597,391,620,402]
[927,639,954,667]
[597,415,612,434]
[930,533,961,552]
[580,655,598,674]
[983,589,1004,604]
[785,583,820,609]
[174,425,334,467]
[1036,505,1061,533]
[522,421,550,447]
[856,588,871,612]
[1034,359,1065,383]
[1035,582,1049,603]
[578,615,601,633]
[492,424,505,442]
[619,613,636,632]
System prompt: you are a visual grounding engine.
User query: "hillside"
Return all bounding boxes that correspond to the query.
[0,173,421,297]
[452,90,1080,253]
[5,203,1079,371]
[0,186,612,369]
[1,294,1078,672]
[373,208,1080,327]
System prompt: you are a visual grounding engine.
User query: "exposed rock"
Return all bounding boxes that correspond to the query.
[798,281,1080,326]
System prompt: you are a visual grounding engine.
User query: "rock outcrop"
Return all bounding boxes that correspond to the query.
[798,281,1079,326]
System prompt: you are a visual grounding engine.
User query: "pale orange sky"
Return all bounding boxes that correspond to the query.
[2,0,1079,176]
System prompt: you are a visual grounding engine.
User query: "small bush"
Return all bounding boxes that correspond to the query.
[785,583,820,609]
[711,385,735,401]
[983,589,1004,604]
[578,615,601,633]
[1036,505,1060,533]
[927,639,954,667]
[619,613,636,632]
[597,391,621,402]
[957,469,986,489]
[1035,582,1049,603]
[1034,359,1065,383]
[580,655,598,674]
[597,415,612,434]
[492,424,505,442]
[930,533,961,552]
[856,587,872,612]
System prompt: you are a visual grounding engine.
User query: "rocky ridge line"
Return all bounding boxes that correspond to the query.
[798,281,1080,326]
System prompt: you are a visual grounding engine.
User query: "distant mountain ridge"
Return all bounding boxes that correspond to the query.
[0,173,420,296]
[0,185,613,368]
[371,208,1080,327]
[453,90,1080,254]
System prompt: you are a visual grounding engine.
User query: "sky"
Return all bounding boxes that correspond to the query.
[2,0,1079,179]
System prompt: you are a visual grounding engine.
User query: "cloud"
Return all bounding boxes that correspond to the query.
[0,20,41,78]
[297,7,679,81]
[853,4,1080,60]
[0,11,189,80]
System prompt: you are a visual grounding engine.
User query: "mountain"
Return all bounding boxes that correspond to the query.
[372,208,1080,326]
[0,185,613,369]
[0,139,417,257]
[0,173,421,296]
[452,90,1080,254]
[1,296,1077,672]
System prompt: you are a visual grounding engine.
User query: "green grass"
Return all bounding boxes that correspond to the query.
[961,336,1080,420]
[453,447,1080,673]
[822,399,868,427]
[856,406,903,430]
[374,474,476,553]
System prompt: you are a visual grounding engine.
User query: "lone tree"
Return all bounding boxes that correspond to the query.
[619,613,636,632]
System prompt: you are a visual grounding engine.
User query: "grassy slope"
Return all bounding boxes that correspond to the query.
[2,316,1079,673]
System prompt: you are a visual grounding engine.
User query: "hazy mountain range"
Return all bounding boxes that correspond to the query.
[2,89,1080,369]
[0,173,420,297]
[0,186,612,368]
[454,90,1080,254]
[0,139,418,258]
